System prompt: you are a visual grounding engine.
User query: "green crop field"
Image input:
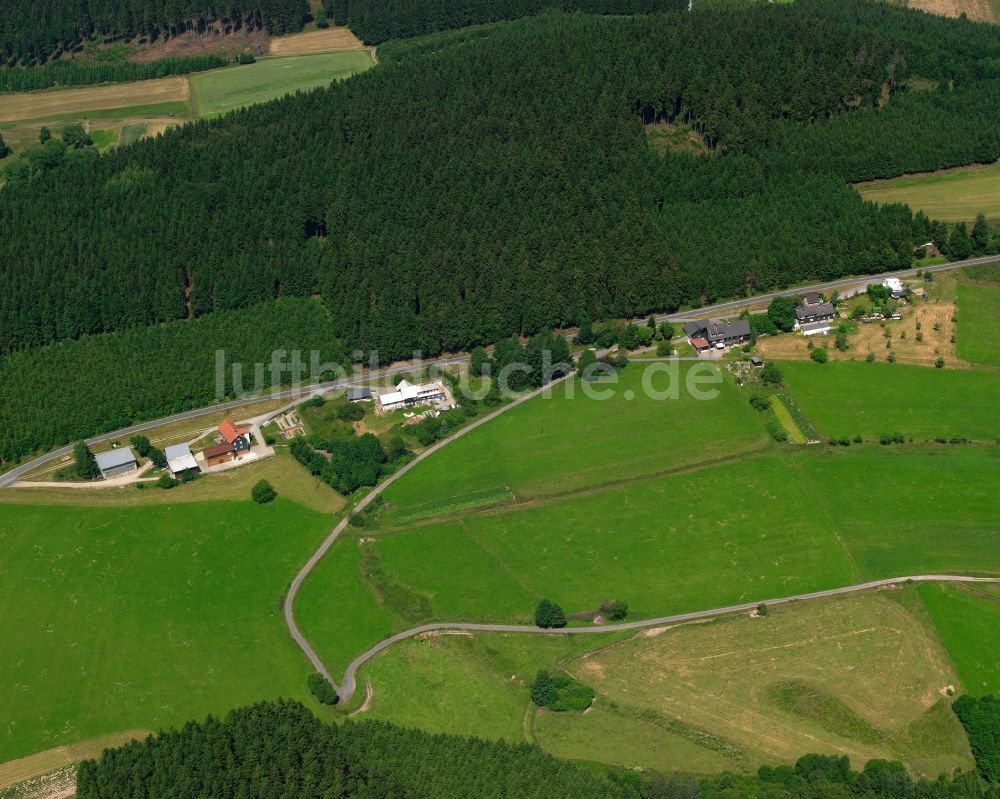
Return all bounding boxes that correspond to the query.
[299,445,1000,678]
[778,361,1000,441]
[0,498,329,762]
[190,51,372,117]
[380,364,769,520]
[956,282,1000,367]
[855,161,1000,222]
[919,582,1000,697]
[354,589,972,776]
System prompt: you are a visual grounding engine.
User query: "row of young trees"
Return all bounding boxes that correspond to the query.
[0,53,226,91]
[0,0,308,65]
[4,3,1000,361]
[75,699,1000,799]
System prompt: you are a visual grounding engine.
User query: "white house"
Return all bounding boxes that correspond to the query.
[883,277,907,298]
[377,380,447,413]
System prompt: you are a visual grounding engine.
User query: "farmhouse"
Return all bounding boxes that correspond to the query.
[94,447,138,479]
[377,379,448,413]
[795,301,836,326]
[346,387,373,402]
[164,443,199,477]
[219,420,252,454]
[203,442,235,467]
[682,318,751,351]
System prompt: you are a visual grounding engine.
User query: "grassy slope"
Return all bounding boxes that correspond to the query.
[0,497,329,762]
[855,161,1000,222]
[381,364,769,519]
[356,589,972,776]
[918,582,1000,697]
[956,282,1000,367]
[778,361,1000,441]
[190,51,372,117]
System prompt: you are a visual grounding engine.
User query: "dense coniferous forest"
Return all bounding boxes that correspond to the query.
[0,53,227,91]
[76,700,1000,799]
[326,0,685,45]
[0,0,307,65]
[3,2,1000,463]
[0,299,345,463]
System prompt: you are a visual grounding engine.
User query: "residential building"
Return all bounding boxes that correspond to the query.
[795,301,836,326]
[164,443,199,477]
[801,291,823,306]
[377,379,447,412]
[682,318,752,351]
[94,447,138,479]
[219,420,251,454]
[883,277,908,298]
[203,442,235,467]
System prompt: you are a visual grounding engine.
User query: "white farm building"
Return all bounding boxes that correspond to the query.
[377,380,447,413]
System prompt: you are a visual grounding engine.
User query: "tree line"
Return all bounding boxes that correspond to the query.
[0,53,226,91]
[0,0,308,65]
[3,3,1000,438]
[0,298,345,464]
[76,699,1000,799]
[326,0,685,45]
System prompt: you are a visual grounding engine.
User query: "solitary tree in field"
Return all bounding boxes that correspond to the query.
[73,441,100,480]
[0,133,9,159]
[252,480,277,504]
[535,599,554,628]
[757,603,769,617]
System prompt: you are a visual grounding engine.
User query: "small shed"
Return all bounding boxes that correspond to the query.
[165,443,200,476]
[750,355,763,367]
[94,447,138,479]
[347,387,372,402]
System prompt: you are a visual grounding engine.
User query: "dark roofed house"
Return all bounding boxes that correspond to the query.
[795,301,837,326]
[683,318,752,351]
[94,447,138,479]
[802,291,823,306]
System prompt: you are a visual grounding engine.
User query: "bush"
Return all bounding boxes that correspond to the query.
[307,673,339,705]
[810,347,828,363]
[866,352,876,362]
[535,599,567,628]
[656,339,673,357]
[936,357,945,368]
[749,394,771,412]
[757,603,768,617]
[237,52,256,65]
[336,403,365,421]
[879,432,905,445]
[530,671,595,712]
[766,418,788,443]
[74,440,100,479]
[600,599,628,621]
[251,479,277,504]
[157,473,177,489]
[760,362,782,386]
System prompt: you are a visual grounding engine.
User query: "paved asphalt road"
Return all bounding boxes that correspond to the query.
[5,253,994,489]
[332,575,1000,703]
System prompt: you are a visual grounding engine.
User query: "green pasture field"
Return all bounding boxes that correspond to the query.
[355,589,972,776]
[855,161,1000,222]
[190,51,372,117]
[778,361,1000,441]
[0,498,329,762]
[380,363,769,521]
[0,101,192,131]
[298,445,999,679]
[956,282,1000,367]
[918,582,1000,697]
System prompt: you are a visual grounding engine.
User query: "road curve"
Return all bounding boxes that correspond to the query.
[282,372,578,689]
[4,254,993,488]
[334,574,1000,702]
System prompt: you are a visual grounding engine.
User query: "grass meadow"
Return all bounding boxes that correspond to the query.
[380,364,769,521]
[190,51,372,117]
[919,582,1000,697]
[299,445,999,680]
[0,498,329,762]
[855,160,1000,222]
[778,361,1000,441]
[956,282,1000,367]
[355,589,973,776]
